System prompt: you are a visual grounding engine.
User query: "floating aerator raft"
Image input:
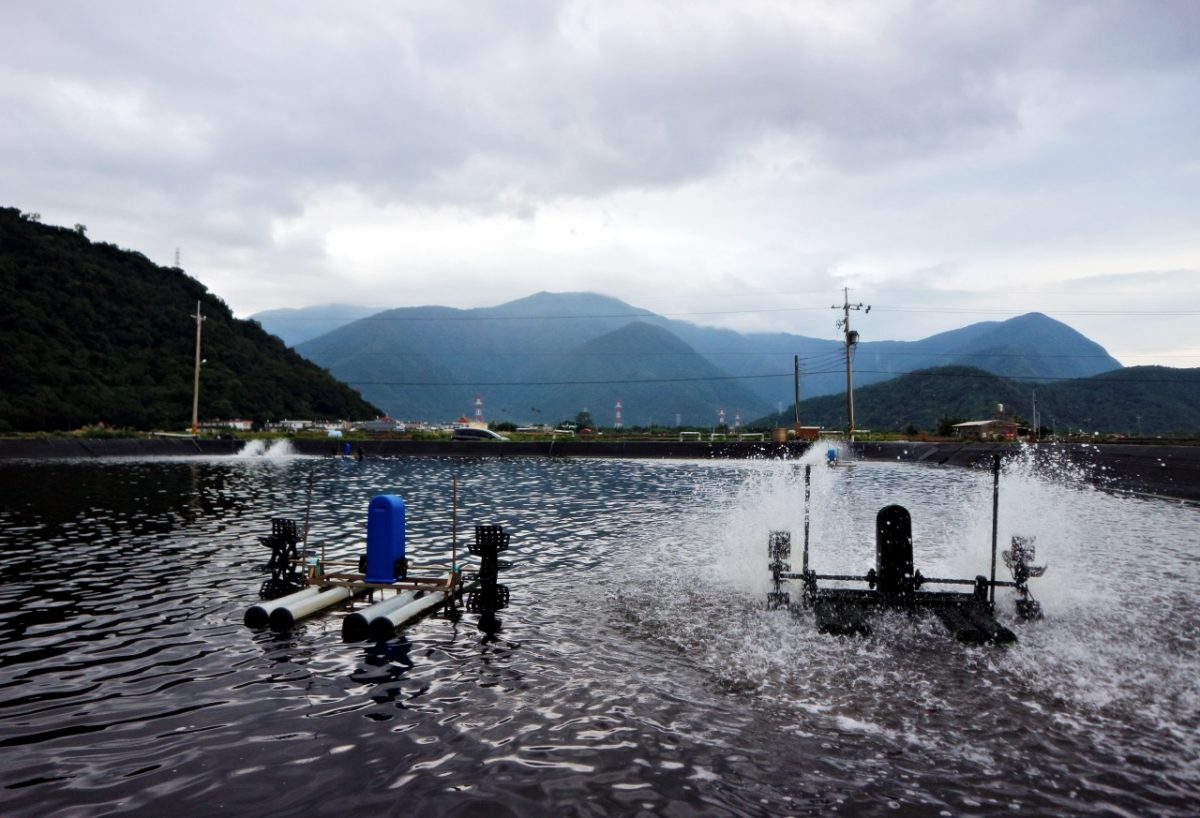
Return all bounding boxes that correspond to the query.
[245,478,511,638]
[768,455,1045,644]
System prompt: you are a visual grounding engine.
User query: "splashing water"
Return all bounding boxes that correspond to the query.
[235,438,298,458]
[611,450,1199,814]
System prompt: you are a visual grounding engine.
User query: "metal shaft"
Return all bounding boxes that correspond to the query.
[803,464,811,574]
[989,454,1000,608]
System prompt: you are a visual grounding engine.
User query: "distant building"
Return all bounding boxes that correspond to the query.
[454,415,489,430]
[952,419,1018,441]
[358,416,405,433]
[314,420,349,432]
[199,418,253,431]
[954,403,1021,441]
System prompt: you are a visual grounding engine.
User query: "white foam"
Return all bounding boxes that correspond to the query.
[237,439,297,458]
[609,451,1200,773]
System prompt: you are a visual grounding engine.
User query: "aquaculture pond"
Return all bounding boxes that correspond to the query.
[0,446,1196,816]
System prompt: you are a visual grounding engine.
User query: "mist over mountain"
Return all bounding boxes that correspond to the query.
[249,304,380,347]
[286,291,1125,426]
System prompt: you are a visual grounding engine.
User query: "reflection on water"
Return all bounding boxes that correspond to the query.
[0,451,1197,816]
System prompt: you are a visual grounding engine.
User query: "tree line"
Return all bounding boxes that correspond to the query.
[0,207,381,433]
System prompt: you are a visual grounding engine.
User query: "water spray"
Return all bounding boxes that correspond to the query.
[766,451,1048,644]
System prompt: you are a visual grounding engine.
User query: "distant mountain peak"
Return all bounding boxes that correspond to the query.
[487,291,650,318]
[575,320,698,355]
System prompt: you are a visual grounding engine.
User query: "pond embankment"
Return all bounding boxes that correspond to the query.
[852,441,1200,504]
[1,437,1196,503]
[0,436,810,461]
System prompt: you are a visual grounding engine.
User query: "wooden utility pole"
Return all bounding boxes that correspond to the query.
[793,354,801,432]
[191,301,205,435]
[832,287,869,439]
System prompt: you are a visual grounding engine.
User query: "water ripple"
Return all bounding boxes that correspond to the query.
[0,455,1196,816]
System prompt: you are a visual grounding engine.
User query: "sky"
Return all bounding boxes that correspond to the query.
[3,0,1198,368]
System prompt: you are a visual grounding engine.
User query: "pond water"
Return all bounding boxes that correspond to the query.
[0,446,1197,817]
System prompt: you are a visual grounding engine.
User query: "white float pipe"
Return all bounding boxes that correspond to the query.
[243,586,321,628]
[341,590,419,640]
[368,591,446,640]
[269,586,356,630]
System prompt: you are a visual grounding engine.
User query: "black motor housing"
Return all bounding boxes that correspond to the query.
[875,504,914,595]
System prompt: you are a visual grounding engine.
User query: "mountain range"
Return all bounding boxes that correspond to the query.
[255,292,1126,427]
[1,203,1194,436]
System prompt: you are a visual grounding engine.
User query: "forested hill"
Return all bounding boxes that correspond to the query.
[779,365,1200,436]
[0,207,380,432]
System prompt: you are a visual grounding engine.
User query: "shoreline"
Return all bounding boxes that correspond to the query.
[853,440,1200,504]
[0,436,813,461]
[1,437,1196,503]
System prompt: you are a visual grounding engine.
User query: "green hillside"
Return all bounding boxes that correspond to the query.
[0,207,381,433]
[1037,367,1200,436]
[765,365,1200,436]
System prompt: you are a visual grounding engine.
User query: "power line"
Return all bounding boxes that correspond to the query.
[344,368,1199,389]
[837,369,1200,384]
[328,348,868,362]
[257,302,1200,322]
[346,373,793,387]
[307,349,1178,372]
[870,306,1200,316]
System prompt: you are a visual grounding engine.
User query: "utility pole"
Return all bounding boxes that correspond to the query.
[793,354,801,432]
[832,287,869,439]
[191,301,206,435]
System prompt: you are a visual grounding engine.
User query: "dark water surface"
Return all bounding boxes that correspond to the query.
[0,447,1197,816]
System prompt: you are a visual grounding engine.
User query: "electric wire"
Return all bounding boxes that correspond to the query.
[345,369,1199,389]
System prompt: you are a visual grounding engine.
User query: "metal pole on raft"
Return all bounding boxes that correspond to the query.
[301,469,315,571]
[803,464,811,574]
[451,474,458,574]
[989,454,1000,608]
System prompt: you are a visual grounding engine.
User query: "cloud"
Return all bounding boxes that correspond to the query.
[0,2,1040,206]
[1,1,1197,364]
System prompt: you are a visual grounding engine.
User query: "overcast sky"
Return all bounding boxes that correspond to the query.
[4,1,1198,367]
